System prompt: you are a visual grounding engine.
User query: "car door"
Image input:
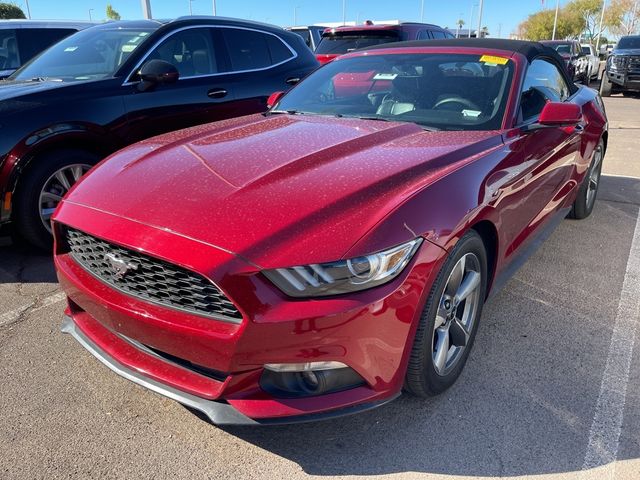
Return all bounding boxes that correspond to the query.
[497,57,582,257]
[122,26,238,143]
[215,26,307,115]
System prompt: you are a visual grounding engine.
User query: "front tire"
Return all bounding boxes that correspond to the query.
[568,139,604,220]
[600,74,613,97]
[14,149,97,250]
[405,230,487,397]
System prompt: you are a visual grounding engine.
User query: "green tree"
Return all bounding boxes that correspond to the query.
[608,0,640,37]
[519,8,583,40]
[0,2,26,19]
[564,0,627,40]
[106,3,121,21]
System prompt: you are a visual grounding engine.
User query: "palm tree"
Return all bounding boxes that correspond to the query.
[456,19,465,38]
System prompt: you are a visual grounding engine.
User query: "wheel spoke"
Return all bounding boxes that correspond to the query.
[435,305,447,329]
[54,170,72,191]
[70,165,85,182]
[433,326,450,374]
[40,191,63,203]
[454,271,481,303]
[449,317,470,347]
[41,207,56,220]
[445,255,465,297]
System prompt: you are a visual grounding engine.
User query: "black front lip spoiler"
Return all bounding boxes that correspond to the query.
[61,314,399,426]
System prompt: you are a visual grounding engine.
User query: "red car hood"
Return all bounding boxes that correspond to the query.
[63,114,502,268]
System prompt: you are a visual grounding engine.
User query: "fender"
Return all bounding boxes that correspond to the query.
[0,122,125,223]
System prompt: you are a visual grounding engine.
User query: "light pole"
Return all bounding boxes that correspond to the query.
[141,0,152,19]
[595,0,606,52]
[468,3,476,38]
[420,0,425,22]
[342,0,346,25]
[212,0,216,15]
[293,6,299,25]
[476,0,484,38]
[88,8,94,21]
[189,0,194,15]
[24,0,31,19]
[552,0,560,40]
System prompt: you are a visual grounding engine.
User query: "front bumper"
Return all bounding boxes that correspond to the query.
[607,71,640,90]
[54,202,446,424]
[61,314,399,425]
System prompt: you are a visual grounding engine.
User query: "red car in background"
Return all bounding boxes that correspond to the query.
[315,22,454,64]
[55,39,607,425]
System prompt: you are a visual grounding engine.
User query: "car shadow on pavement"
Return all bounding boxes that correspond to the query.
[222,175,640,477]
[0,235,56,284]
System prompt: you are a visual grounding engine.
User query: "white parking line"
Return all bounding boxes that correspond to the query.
[0,291,66,328]
[583,206,640,475]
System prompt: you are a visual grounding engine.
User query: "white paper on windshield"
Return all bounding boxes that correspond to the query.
[462,110,482,118]
[373,73,398,81]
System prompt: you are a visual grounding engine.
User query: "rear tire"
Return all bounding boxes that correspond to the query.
[568,139,604,220]
[14,149,98,250]
[405,230,487,397]
[599,74,613,97]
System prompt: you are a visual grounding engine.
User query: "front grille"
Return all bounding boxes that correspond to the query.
[612,55,640,74]
[65,228,242,322]
[628,56,640,75]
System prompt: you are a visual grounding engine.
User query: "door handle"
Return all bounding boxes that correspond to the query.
[207,88,228,99]
[285,77,300,85]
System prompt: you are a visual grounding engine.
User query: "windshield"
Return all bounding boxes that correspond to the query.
[582,46,592,55]
[11,27,154,82]
[553,44,571,55]
[617,36,640,49]
[274,53,514,131]
[316,32,400,55]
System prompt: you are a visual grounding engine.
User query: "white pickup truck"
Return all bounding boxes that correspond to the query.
[581,44,601,81]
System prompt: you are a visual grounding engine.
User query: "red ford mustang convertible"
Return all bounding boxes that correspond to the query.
[53,39,607,425]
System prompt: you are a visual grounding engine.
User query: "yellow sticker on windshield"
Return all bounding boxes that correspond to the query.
[480,55,509,65]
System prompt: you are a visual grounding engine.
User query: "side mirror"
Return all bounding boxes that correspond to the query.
[136,59,179,92]
[267,91,285,108]
[538,102,582,126]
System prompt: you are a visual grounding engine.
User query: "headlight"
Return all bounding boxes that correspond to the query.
[263,238,423,298]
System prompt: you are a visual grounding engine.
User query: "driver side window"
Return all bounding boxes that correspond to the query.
[520,58,570,122]
[147,28,218,78]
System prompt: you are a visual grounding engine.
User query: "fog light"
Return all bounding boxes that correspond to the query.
[264,361,348,372]
[260,362,365,398]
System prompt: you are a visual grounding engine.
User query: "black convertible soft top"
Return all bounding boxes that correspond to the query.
[363,38,564,65]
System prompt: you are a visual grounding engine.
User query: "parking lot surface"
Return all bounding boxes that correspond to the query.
[1,96,639,480]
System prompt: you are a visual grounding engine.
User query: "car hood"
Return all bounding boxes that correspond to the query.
[0,79,69,101]
[63,114,502,268]
[612,48,640,56]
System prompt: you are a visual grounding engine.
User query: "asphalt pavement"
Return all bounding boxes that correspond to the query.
[1,95,639,480]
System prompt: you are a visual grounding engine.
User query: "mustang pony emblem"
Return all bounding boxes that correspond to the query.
[104,253,138,279]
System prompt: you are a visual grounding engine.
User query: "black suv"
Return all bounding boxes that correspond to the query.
[600,35,640,96]
[0,20,93,79]
[0,17,318,249]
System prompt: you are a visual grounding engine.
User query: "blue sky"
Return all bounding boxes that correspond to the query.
[17,0,558,38]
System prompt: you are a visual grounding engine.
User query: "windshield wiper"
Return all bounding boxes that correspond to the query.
[340,115,441,131]
[267,109,313,116]
[28,77,62,82]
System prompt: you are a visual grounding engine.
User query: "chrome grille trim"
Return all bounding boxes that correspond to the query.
[65,228,242,322]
